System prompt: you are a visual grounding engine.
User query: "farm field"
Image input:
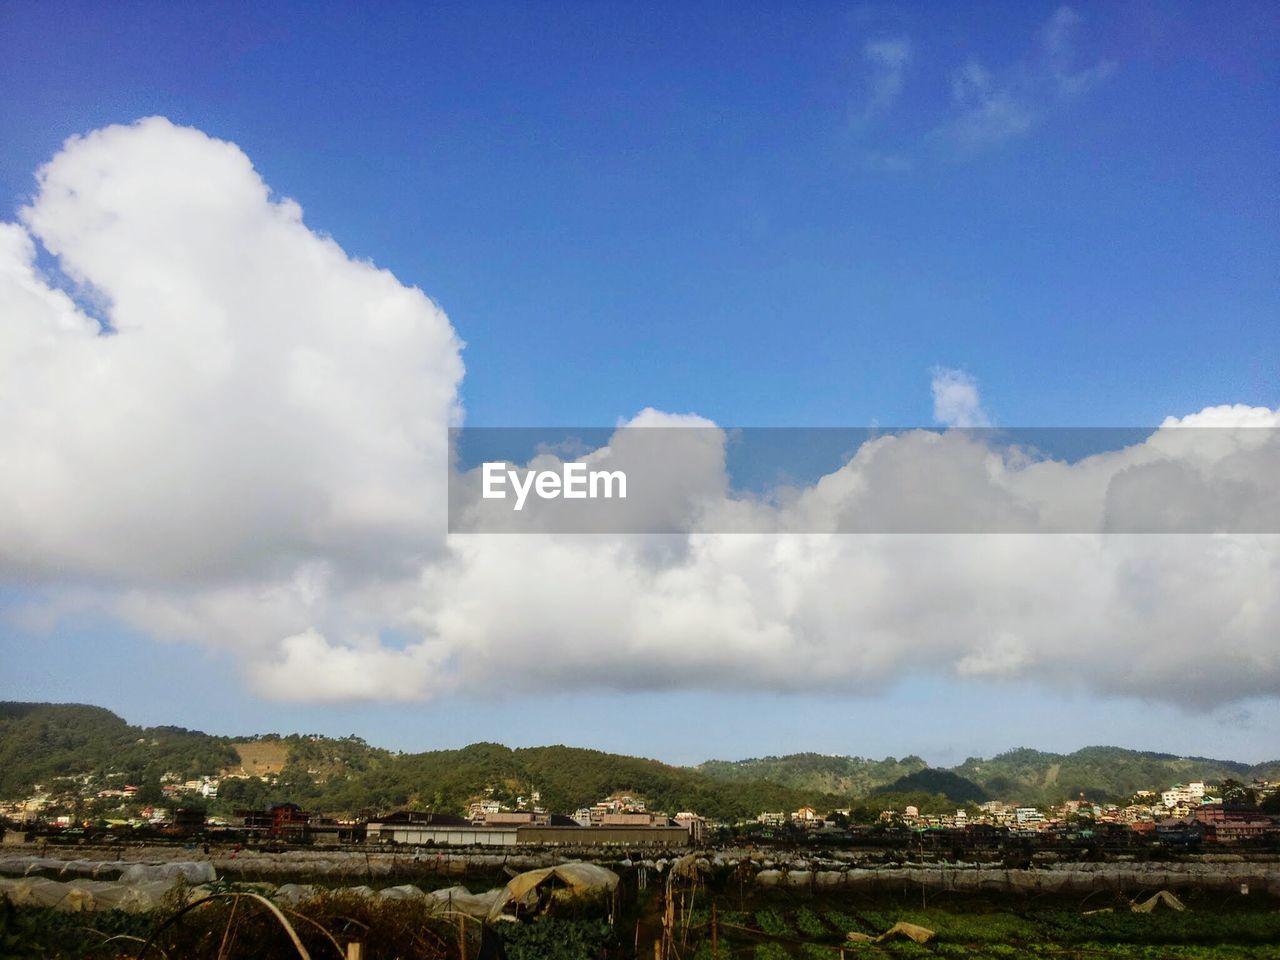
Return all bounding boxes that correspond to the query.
[2,885,1278,959]
[672,890,1280,960]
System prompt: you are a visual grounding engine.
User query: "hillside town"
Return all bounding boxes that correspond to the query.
[4,767,1278,851]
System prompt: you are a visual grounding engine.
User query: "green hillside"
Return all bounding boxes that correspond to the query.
[295,743,838,822]
[2,703,1277,821]
[697,752,928,796]
[0,704,830,822]
[0,702,237,797]
[953,746,1276,806]
[878,768,989,804]
[702,746,1280,809]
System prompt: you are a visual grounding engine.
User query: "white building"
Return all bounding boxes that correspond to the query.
[673,812,707,843]
[1161,782,1206,809]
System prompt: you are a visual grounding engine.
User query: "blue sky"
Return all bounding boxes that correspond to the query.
[1,2,1278,766]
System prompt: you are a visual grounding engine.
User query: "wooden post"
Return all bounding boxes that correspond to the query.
[345,943,364,960]
[665,887,675,959]
[457,915,467,960]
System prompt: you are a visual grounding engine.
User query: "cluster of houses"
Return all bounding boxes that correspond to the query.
[848,778,1280,845]
[2,784,707,849]
[214,790,706,848]
[4,771,1276,850]
[0,772,223,836]
[94,776,220,802]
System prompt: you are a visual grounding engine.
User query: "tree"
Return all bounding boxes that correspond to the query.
[1219,779,1257,805]
[126,767,163,804]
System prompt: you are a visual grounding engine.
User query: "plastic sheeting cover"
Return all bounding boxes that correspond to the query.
[426,885,505,918]
[487,862,618,921]
[0,856,216,885]
[0,876,192,913]
[377,884,426,900]
[1131,890,1187,913]
[846,921,936,944]
[273,883,320,905]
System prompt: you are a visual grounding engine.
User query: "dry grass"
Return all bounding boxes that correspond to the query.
[223,742,291,778]
[131,889,460,960]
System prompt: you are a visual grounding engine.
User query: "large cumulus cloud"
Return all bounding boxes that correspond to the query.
[2,118,1277,706]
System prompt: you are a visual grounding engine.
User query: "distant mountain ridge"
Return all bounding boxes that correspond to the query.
[0,702,238,799]
[695,752,928,797]
[880,769,989,805]
[952,746,1280,807]
[0,703,830,821]
[2,702,1277,819]
[699,746,1280,808]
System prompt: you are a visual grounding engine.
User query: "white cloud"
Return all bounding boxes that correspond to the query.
[1,116,462,671]
[1041,6,1115,98]
[955,631,1029,678]
[859,37,912,122]
[7,119,461,586]
[933,6,1113,154]
[2,118,1277,710]
[931,367,990,427]
[944,61,1036,152]
[252,628,453,702]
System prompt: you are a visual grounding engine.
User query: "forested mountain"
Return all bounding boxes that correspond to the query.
[289,743,837,822]
[0,704,831,821]
[700,747,1280,808]
[953,747,1280,806]
[878,769,989,805]
[697,752,928,796]
[0,702,237,798]
[3,703,1277,820]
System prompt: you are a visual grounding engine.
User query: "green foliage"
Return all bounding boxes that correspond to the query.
[698,753,929,798]
[715,898,1280,960]
[516,745,835,821]
[213,738,843,821]
[231,740,838,821]
[4,701,1278,822]
[496,918,614,960]
[7,893,1280,960]
[754,908,792,938]
[801,945,838,959]
[878,769,988,804]
[951,746,1275,806]
[0,702,237,798]
[794,906,829,939]
[857,791,971,818]
[822,909,860,934]
[0,900,153,959]
[1216,779,1256,805]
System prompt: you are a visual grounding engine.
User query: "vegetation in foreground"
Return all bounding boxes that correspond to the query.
[3,886,1279,960]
